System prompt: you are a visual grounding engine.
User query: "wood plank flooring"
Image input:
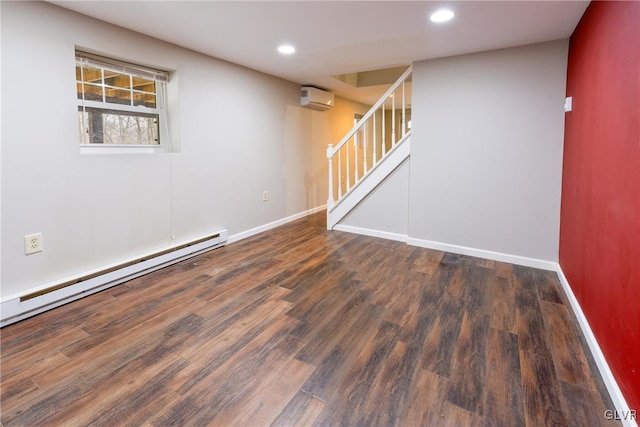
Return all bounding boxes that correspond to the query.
[0,211,618,426]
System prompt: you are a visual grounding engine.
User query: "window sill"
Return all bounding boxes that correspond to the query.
[80,144,166,155]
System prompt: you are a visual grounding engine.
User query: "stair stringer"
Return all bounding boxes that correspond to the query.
[327,136,410,230]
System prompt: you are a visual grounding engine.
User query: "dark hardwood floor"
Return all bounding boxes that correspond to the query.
[0,211,618,426]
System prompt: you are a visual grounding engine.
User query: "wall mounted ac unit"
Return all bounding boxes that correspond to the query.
[301,86,334,111]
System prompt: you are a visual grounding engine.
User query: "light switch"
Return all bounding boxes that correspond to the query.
[564,96,573,112]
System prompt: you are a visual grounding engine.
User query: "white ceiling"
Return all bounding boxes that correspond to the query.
[51,1,589,105]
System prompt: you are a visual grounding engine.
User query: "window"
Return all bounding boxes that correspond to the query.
[76,51,169,149]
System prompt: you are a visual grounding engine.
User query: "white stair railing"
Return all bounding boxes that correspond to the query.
[327,66,412,215]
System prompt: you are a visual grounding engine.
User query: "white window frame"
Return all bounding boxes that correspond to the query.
[76,50,170,154]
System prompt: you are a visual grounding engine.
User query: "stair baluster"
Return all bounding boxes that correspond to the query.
[392,93,396,147]
[373,113,377,165]
[363,120,368,174]
[382,104,386,156]
[338,150,342,199]
[402,81,406,137]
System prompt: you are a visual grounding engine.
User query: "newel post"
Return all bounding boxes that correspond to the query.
[327,144,335,210]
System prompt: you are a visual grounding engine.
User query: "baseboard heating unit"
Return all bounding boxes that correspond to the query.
[0,230,228,327]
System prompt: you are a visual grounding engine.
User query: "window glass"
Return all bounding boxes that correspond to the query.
[75,51,168,148]
[82,84,103,101]
[105,88,131,105]
[133,92,156,108]
[104,71,131,89]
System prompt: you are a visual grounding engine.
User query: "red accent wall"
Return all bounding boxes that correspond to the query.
[560,1,640,411]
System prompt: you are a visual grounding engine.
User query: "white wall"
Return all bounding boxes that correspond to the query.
[409,40,568,262]
[0,1,352,298]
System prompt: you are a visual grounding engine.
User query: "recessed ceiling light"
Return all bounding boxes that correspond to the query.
[430,9,454,23]
[278,44,296,55]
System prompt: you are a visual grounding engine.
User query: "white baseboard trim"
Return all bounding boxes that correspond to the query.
[1,230,228,327]
[227,205,326,244]
[406,237,557,271]
[333,224,408,243]
[556,265,637,427]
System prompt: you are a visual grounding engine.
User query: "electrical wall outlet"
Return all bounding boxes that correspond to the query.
[24,233,43,255]
[262,191,269,202]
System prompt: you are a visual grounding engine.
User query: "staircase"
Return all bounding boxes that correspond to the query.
[326,66,412,229]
